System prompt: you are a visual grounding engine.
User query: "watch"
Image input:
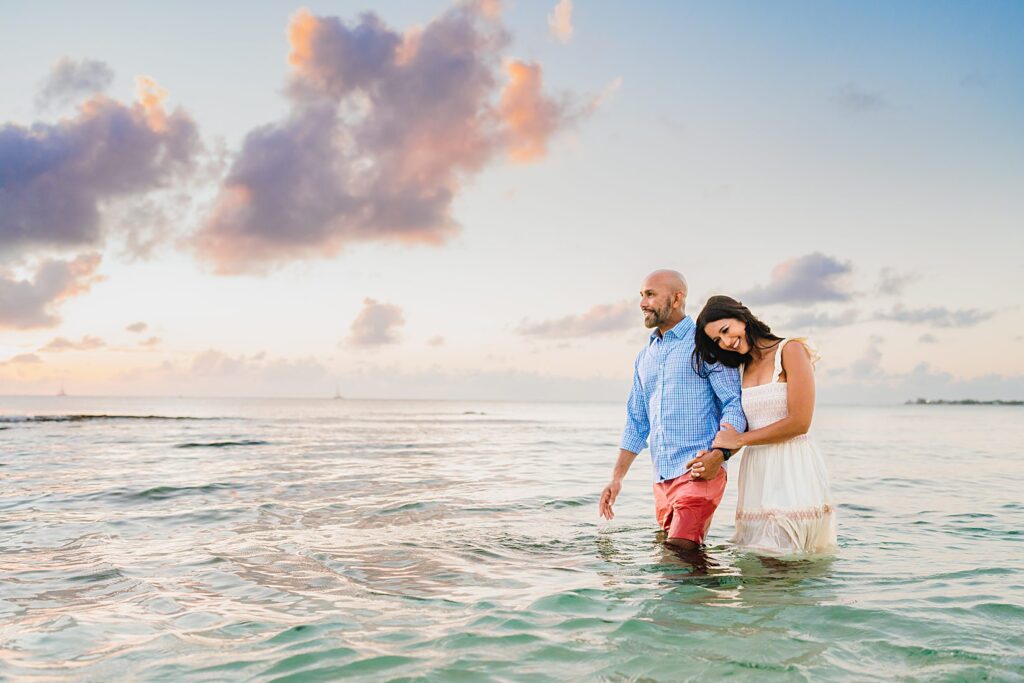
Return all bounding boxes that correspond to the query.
[716,447,733,461]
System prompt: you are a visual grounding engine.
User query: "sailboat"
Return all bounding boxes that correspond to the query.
[56,384,67,397]
[333,385,344,400]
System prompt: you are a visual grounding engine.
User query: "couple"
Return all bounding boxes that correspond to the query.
[598,269,837,556]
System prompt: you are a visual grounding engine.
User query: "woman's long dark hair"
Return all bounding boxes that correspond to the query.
[692,295,782,376]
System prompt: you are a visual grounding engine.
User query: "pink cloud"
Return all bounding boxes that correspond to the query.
[519,300,636,338]
[500,60,571,162]
[348,298,405,347]
[40,335,106,352]
[0,353,43,367]
[195,5,586,274]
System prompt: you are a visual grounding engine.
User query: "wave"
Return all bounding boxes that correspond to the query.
[543,495,597,509]
[0,414,218,424]
[97,482,245,501]
[174,439,269,449]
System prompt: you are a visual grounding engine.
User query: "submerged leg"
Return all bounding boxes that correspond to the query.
[665,536,699,551]
[663,538,711,574]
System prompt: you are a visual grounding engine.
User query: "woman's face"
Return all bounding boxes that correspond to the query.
[704,317,749,354]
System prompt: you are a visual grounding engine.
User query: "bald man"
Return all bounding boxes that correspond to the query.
[599,270,747,550]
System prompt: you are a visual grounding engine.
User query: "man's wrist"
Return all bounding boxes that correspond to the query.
[707,448,727,462]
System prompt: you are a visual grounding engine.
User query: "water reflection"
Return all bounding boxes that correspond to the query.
[654,533,719,576]
[595,526,838,611]
[730,553,837,606]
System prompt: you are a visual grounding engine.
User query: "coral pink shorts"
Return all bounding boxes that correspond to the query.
[653,469,727,544]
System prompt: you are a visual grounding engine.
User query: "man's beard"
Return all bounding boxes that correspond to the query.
[643,303,672,328]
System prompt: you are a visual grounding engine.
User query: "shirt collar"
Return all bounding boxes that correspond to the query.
[650,315,694,342]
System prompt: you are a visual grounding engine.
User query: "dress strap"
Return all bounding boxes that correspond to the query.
[771,338,788,383]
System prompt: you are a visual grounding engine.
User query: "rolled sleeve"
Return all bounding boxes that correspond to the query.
[709,363,747,432]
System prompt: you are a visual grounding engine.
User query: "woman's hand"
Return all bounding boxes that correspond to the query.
[712,422,744,450]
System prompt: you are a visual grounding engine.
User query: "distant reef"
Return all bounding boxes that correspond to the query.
[906,398,1023,406]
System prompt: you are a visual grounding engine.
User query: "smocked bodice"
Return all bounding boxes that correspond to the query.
[741,382,790,430]
[738,338,816,438]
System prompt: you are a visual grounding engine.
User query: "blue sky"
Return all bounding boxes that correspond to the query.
[1,1,1022,401]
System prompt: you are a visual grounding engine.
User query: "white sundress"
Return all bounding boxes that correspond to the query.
[733,338,838,555]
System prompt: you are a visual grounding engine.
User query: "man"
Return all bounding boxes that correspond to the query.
[598,269,746,550]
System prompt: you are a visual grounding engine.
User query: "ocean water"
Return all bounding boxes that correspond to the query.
[1,397,1022,682]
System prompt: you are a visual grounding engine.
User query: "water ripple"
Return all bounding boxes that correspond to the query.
[0,399,1021,680]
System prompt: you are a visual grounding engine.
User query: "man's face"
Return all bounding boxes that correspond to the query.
[639,279,678,329]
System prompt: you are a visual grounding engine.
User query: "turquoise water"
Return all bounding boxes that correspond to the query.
[1,398,1022,681]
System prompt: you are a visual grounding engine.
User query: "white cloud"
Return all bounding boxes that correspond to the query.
[877,267,918,296]
[35,57,114,109]
[785,309,858,329]
[876,305,995,328]
[548,0,574,43]
[831,82,886,113]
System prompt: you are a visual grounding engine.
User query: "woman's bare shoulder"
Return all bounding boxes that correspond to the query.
[781,337,819,369]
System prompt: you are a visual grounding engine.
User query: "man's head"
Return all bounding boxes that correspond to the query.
[640,269,688,331]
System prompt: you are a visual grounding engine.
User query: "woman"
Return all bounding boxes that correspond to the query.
[692,295,837,555]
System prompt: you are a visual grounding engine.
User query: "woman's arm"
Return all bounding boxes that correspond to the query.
[712,341,816,449]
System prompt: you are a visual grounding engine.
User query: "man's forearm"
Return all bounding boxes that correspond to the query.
[610,449,639,481]
[721,407,747,433]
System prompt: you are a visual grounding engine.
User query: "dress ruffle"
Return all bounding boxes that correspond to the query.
[736,503,834,522]
[733,502,837,556]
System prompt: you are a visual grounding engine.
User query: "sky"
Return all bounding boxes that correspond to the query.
[1,0,1023,402]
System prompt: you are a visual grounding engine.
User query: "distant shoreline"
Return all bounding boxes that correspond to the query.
[906,399,1023,406]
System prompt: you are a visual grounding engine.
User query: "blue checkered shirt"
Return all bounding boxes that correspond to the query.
[621,316,746,482]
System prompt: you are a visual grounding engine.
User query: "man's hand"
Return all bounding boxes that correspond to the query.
[686,449,724,481]
[599,479,622,520]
